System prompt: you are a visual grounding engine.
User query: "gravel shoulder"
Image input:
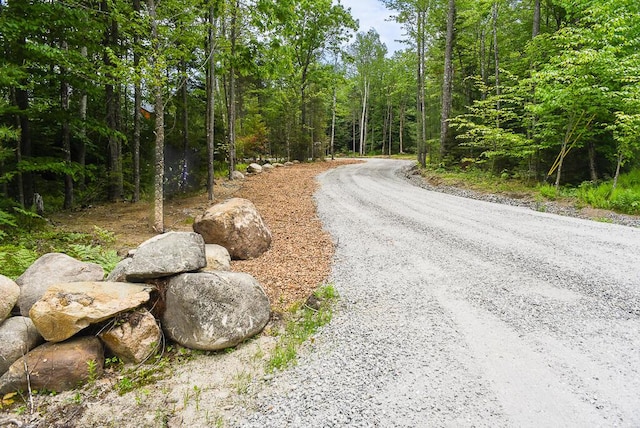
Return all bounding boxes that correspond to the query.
[234,158,640,427]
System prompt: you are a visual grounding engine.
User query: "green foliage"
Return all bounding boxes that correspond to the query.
[0,246,38,279]
[538,184,558,200]
[0,225,120,279]
[65,244,119,273]
[573,170,640,214]
[266,284,338,373]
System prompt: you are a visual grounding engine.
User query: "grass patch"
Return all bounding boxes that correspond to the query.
[266,284,338,373]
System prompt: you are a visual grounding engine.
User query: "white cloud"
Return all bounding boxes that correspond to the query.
[339,0,407,54]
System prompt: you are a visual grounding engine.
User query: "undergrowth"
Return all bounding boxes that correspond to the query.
[421,165,640,215]
[0,225,120,279]
[266,284,338,373]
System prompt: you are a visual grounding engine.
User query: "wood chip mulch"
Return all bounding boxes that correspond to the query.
[231,160,359,312]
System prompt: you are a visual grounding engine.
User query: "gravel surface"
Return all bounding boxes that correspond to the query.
[235,158,640,427]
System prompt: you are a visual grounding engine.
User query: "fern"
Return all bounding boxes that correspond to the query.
[0,246,38,279]
[66,244,120,274]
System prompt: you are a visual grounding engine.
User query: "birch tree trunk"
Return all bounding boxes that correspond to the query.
[359,77,368,156]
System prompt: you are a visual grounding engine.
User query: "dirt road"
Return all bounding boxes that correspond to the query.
[239,158,640,427]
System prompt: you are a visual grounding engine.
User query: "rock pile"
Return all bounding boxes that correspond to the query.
[0,219,272,394]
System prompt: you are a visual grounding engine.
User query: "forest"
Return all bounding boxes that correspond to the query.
[1,0,639,237]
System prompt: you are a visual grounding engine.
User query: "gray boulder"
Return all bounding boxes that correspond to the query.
[0,317,43,376]
[192,198,272,260]
[105,257,132,282]
[29,281,153,342]
[0,275,20,321]
[231,170,245,180]
[125,231,206,281]
[161,272,271,351]
[0,336,103,394]
[203,244,231,271]
[247,163,263,174]
[262,163,274,171]
[16,253,104,316]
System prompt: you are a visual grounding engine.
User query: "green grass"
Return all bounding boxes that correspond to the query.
[266,284,338,373]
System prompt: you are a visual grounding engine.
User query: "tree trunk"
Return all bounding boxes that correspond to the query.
[132,0,141,202]
[227,0,238,178]
[61,42,73,210]
[399,101,405,154]
[78,46,88,193]
[440,0,456,161]
[532,0,541,38]
[554,120,572,190]
[206,2,216,201]
[104,1,122,201]
[13,86,29,206]
[416,9,428,167]
[588,140,598,182]
[181,60,189,191]
[613,152,623,190]
[149,0,164,233]
[330,85,337,160]
[359,77,368,156]
[352,105,356,154]
[492,1,501,173]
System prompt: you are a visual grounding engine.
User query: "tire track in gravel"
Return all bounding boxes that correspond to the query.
[235,158,640,427]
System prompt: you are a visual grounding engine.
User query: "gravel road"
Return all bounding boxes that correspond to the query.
[236,158,640,427]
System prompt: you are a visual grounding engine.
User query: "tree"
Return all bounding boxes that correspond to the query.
[439,0,456,160]
[349,30,387,156]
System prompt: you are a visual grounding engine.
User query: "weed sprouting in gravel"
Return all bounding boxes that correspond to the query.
[266,284,338,373]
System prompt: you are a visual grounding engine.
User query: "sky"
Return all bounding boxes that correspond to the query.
[340,0,407,55]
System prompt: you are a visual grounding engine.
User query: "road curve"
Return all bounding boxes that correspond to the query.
[239,158,640,427]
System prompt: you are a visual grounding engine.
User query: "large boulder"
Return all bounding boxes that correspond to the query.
[246,163,263,174]
[0,336,103,394]
[192,198,272,260]
[99,309,161,364]
[161,272,271,351]
[29,281,153,342]
[16,253,104,316]
[0,317,43,376]
[105,257,132,282]
[0,275,20,321]
[124,231,206,281]
[231,170,245,181]
[203,244,231,271]
[262,163,274,171]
